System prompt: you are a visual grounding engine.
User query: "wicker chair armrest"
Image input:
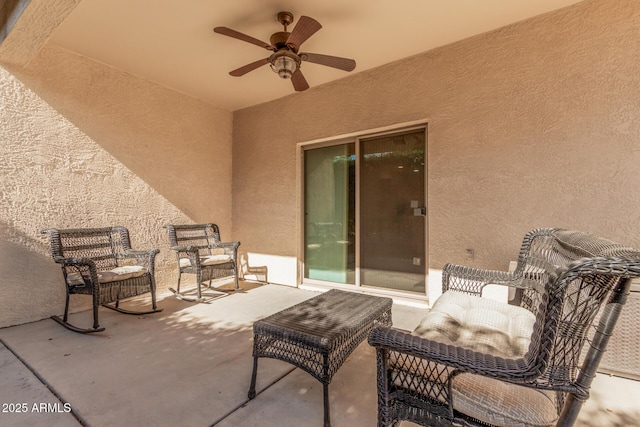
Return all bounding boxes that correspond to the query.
[52,257,101,294]
[169,245,197,253]
[442,262,520,295]
[53,256,97,270]
[214,241,241,251]
[121,248,159,268]
[168,246,202,268]
[214,241,241,261]
[170,246,200,258]
[368,326,534,381]
[124,248,159,259]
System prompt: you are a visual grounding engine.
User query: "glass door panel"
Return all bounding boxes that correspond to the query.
[304,144,355,284]
[359,130,426,292]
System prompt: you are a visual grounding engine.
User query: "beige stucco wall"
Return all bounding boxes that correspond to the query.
[0,45,233,327]
[232,0,640,293]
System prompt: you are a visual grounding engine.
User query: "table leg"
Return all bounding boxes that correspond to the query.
[248,356,258,399]
[323,382,331,427]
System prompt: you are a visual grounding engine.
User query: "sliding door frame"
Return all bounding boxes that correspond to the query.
[297,119,429,302]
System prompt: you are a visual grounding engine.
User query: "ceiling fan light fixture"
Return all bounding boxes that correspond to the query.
[270,54,298,79]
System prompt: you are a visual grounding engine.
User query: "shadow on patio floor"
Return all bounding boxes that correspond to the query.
[0,283,638,427]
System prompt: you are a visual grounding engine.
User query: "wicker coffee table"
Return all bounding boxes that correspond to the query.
[248,289,393,427]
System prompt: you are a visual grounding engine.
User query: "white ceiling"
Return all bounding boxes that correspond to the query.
[50,0,584,112]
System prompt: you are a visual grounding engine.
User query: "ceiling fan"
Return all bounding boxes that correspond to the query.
[214,11,356,91]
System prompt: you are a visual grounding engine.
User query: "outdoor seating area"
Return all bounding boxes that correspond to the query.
[39,223,241,335]
[0,282,635,427]
[0,283,639,427]
[1,229,640,426]
[0,284,413,427]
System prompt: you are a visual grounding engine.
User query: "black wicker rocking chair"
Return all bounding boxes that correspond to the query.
[165,223,241,302]
[42,227,163,333]
[369,228,640,427]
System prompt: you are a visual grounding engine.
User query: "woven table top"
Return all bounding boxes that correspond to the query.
[254,289,392,349]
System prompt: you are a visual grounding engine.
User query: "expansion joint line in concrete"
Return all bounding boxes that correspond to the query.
[0,337,88,426]
[209,366,297,426]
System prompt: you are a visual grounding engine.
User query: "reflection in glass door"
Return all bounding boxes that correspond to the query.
[304,144,355,284]
[359,130,426,293]
[303,126,426,294]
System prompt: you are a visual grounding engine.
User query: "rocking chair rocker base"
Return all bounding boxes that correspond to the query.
[169,287,228,303]
[51,303,163,333]
[101,303,164,316]
[51,315,106,334]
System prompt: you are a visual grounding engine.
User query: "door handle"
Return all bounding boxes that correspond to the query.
[413,207,426,217]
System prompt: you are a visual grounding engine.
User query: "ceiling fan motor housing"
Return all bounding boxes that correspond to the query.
[270,31,291,50]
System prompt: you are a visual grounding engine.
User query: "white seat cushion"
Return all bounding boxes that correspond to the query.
[66,265,146,285]
[413,290,535,357]
[179,254,231,268]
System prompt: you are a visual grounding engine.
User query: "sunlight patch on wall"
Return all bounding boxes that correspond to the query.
[242,252,297,287]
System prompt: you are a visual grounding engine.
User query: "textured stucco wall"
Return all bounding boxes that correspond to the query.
[0,0,80,66]
[0,46,233,327]
[232,0,640,291]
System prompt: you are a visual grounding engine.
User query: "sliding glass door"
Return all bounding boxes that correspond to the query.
[304,144,355,284]
[303,127,426,294]
[359,130,426,292]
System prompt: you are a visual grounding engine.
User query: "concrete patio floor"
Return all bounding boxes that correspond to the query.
[1,282,639,427]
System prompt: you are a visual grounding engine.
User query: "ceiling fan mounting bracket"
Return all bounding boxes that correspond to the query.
[276,11,294,29]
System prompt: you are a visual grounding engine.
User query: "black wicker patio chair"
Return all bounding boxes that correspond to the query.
[42,227,162,333]
[369,228,640,427]
[165,223,241,302]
